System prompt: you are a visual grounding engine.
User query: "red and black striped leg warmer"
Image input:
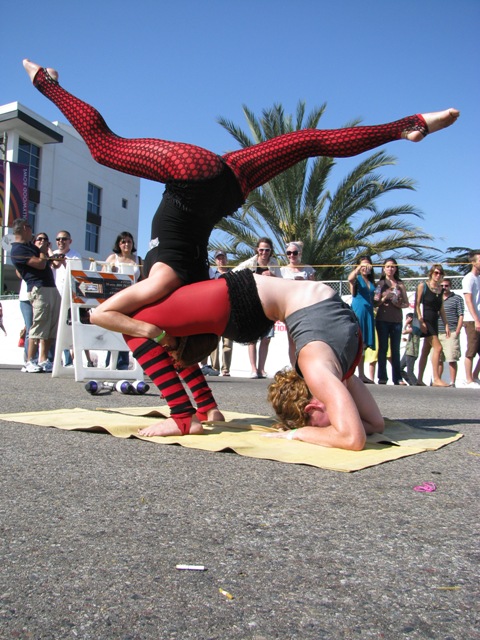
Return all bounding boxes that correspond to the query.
[223,114,428,196]
[177,365,218,418]
[126,337,195,419]
[32,68,224,183]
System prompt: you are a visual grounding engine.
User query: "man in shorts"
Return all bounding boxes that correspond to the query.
[437,278,464,386]
[11,219,61,373]
[461,251,480,388]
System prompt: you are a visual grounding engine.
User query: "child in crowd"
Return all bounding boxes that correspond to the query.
[400,313,420,386]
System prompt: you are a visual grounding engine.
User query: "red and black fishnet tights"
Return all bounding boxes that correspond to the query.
[126,337,217,419]
[33,68,428,198]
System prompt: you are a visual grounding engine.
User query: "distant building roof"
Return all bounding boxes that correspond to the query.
[0,102,63,144]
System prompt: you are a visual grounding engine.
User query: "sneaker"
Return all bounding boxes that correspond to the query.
[462,381,480,389]
[39,360,53,373]
[25,361,43,373]
[20,365,27,373]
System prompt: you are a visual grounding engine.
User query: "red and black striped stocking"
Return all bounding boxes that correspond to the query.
[126,337,195,419]
[177,364,218,419]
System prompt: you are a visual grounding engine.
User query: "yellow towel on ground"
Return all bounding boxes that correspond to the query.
[0,407,463,472]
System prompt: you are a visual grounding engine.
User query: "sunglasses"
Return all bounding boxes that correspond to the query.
[56,237,70,242]
[433,270,444,276]
[442,284,450,288]
[258,248,271,253]
[35,237,48,242]
[286,250,299,256]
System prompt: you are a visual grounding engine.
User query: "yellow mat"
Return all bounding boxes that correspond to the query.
[0,407,463,472]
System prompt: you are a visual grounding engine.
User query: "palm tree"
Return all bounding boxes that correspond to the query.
[444,247,474,275]
[215,101,439,280]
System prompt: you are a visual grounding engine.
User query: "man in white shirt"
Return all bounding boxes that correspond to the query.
[52,230,82,296]
[52,230,83,367]
[461,250,480,387]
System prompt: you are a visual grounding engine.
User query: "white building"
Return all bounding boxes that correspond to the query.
[0,101,140,293]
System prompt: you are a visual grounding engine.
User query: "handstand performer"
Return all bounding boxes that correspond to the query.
[23,59,459,438]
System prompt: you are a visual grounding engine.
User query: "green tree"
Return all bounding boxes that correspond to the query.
[444,246,475,275]
[215,102,439,280]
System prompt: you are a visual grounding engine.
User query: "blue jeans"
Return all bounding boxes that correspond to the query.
[20,300,33,361]
[376,320,403,384]
[105,351,130,370]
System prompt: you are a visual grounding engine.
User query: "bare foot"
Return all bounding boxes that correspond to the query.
[201,408,225,422]
[431,379,452,387]
[23,58,58,83]
[405,108,460,142]
[196,407,225,422]
[138,416,203,437]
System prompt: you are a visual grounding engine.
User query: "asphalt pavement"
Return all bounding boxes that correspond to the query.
[1,365,479,640]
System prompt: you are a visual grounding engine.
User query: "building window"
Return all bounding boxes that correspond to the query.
[18,139,40,189]
[87,183,101,216]
[85,182,102,253]
[122,198,128,209]
[85,222,100,254]
[18,139,41,230]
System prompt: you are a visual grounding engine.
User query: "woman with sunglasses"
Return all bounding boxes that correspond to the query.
[280,242,315,282]
[415,264,451,387]
[234,238,280,378]
[280,241,315,365]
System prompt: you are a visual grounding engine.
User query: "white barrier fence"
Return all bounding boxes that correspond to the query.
[0,280,470,385]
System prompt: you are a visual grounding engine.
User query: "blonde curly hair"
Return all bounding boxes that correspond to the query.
[267,368,311,430]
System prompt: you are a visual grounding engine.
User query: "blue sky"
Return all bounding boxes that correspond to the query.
[3,0,479,265]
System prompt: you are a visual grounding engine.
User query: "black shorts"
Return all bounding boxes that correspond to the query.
[143,163,243,284]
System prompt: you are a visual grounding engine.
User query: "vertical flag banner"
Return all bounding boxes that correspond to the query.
[0,162,29,228]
